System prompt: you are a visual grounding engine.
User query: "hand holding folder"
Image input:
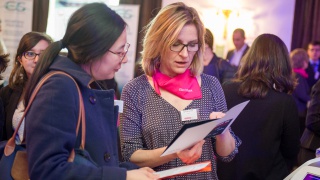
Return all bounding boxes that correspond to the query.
[161,100,249,157]
[153,101,249,178]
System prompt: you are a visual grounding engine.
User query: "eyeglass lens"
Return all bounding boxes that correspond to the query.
[170,43,199,52]
[23,51,40,60]
[121,43,130,61]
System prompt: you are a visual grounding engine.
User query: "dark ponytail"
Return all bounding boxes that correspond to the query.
[25,2,126,105]
[24,41,63,105]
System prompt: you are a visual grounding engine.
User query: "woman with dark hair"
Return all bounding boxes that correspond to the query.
[24,3,157,180]
[0,32,53,141]
[0,53,9,82]
[218,34,300,179]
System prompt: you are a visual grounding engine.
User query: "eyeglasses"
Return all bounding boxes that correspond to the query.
[23,51,41,60]
[170,43,199,52]
[108,43,130,62]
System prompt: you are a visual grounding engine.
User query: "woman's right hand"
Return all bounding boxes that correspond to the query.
[176,140,205,164]
[126,167,160,180]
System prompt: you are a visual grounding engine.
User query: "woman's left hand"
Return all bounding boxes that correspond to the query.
[209,111,225,119]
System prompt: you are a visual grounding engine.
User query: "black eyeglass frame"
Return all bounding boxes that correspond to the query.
[23,51,41,60]
[170,43,199,52]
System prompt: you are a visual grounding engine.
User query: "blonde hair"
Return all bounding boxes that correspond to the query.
[290,48,309,69]
[141,2,205,76]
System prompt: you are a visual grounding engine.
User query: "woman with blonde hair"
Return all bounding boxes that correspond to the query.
[120,2,241,179]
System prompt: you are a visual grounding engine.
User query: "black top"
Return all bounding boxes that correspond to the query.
[0,86,22,140]
[218,82,300,180]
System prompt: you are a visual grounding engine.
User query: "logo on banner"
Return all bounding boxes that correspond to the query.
[5,1,26,12]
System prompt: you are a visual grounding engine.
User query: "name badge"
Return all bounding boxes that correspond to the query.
[114,100,124,113]
[180,109,199,121]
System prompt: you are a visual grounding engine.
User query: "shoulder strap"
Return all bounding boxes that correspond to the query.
[4,71,85,162]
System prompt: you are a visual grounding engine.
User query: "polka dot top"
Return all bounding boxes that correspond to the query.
[120,73,241,180]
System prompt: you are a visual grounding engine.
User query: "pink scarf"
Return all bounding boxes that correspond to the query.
[294,68,308,78]
[152,69,202,100]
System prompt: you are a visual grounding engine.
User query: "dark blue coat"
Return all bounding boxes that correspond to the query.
[292,73,310,114]
[26,56,137,180]
[203,53,237,84]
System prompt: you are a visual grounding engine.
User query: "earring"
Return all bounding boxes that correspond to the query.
[154,57,161,69]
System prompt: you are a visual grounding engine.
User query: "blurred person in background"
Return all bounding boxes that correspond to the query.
[219,34,300,180]
[298,79,320,166]
[0,32,53,141]
[226,28,250,68]
[0,53,10,140]
[203,28,236,84]
[305,41,320,88]
[290,48,310,137]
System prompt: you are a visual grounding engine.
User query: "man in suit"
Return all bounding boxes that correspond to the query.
[226,28,250,67]
[305,41,320,89]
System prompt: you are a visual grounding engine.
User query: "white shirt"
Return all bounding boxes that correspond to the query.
[309,59,320,79]
[230,44,248,66]
[12,100,25,144]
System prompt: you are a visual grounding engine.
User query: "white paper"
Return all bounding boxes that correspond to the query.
[284,157,320,180]
[161,100,249,157]
[154,161,210,179]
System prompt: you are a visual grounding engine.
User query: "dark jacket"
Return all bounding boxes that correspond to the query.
[218,82,300,180]
[305,61,320,89]
[292,73,310,115]
[300,80,320,151]
[26,56,137,180]
[226,45,250,66]
[203,53,237,84]
[0,98,4,140]
[0,85,22,140]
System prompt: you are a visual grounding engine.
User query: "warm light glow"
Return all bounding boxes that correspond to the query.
[201,3,254,58]
[216,0,240,11]
[222,9,232,39]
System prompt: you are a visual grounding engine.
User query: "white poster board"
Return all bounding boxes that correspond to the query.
[112,5,139,92]
[46,1,140,92]
[0,0,34,85]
